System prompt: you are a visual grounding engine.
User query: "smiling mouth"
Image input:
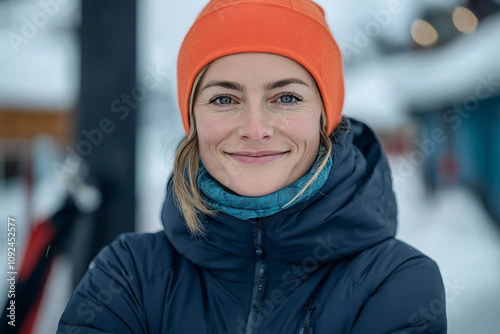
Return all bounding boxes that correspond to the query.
[227,151,289,164]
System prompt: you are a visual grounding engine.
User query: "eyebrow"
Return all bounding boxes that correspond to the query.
[264,78,310,91]
[201,78,310,93]
[201,80,245,92]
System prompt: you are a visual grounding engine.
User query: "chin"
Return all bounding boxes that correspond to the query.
[228,179,287,197]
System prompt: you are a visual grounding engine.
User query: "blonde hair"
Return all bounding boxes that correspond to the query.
[172,64,337,236]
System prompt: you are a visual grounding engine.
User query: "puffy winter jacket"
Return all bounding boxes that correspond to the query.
[58,119,447,333]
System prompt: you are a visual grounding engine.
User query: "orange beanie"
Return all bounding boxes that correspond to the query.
[177,0,344,135]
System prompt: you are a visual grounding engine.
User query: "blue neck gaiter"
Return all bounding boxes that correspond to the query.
[197,148,333,220]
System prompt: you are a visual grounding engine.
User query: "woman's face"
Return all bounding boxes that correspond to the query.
[194,53,322,197]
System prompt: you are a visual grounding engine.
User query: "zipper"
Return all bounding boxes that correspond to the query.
[299,307,316,334]
[245,218,266,334]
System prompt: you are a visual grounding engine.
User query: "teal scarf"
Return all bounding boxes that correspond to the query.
[197,149,333,220]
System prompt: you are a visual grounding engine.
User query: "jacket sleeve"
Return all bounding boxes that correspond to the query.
[351,256,447,334]
[57,234,148,334]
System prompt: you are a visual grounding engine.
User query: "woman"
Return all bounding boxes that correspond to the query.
[58,0,447,333]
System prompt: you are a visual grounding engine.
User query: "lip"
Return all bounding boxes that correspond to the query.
[227,151,289,164]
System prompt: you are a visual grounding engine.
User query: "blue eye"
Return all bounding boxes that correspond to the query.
[211,96,234,105]
[279,95,295,103]
[278,94,302,104]
[219,96,233,104]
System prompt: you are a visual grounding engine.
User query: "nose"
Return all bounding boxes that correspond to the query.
[237,103,274,142]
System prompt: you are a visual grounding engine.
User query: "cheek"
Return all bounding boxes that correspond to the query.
[196,114,230,156]
[283,112,321,146]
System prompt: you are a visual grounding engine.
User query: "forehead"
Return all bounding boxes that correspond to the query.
[201,53,315,86]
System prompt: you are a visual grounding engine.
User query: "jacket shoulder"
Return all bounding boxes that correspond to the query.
[58,231,176,333]
[345,238,440,289]
[105,231,176,280]
[345,238,447,333]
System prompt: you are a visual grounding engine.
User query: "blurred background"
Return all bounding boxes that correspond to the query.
[1,0,499,333]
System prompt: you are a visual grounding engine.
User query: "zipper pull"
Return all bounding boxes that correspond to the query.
[299,307,316,334]
[252,218,264,256]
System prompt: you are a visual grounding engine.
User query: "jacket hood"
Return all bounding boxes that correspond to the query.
[162,118,397,282]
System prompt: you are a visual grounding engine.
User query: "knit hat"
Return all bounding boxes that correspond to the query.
[177,0,344,135]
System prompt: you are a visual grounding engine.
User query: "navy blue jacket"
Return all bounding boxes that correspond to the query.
[58,119,447,333]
